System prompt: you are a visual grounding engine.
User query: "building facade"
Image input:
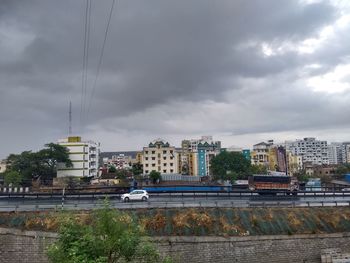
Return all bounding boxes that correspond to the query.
[285,138,329,165]
[57,136,100,178]
[341,142,350,164]
[287,152,303,176]
[103,154,132,170]
[328,143,342,165]
[181,136,221,177]
[142,139,178,175]
[0,160,7,174]
[251,140,274,166]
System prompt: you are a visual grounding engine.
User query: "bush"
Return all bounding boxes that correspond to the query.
[47,200,172,263]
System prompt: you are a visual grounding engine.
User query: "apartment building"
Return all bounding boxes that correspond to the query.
[57,136,100,178]
[103,154,132,170]
[285,137,328,165]
[328,142,342,165]
[287,152,303,176]
[142,139,178,175]
[251,140,274,166]
[181,136,221,177]
[0,160,7,174]
[341,142,350,164]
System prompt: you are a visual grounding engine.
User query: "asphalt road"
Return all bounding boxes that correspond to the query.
[0,194,350,212]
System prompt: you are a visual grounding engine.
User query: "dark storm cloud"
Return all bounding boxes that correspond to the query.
[0,0,348,156]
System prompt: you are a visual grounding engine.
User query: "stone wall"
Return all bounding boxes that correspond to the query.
[1,228,350,263]
[155,234,350,263]
[0,228,56,263]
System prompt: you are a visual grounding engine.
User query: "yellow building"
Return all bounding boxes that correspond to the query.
[135,152,143,164]
[188,152,198,176]
[251,142,272,167]
[268,148,278,171]
[287,152,303,176]
[142,139,178,175]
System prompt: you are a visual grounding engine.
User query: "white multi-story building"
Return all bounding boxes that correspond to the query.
[341,142,350,164]
[57,136,100,178]
[142,139,178,175]
[0,160,7,174]
[328,142,342,165]
[184,136,221,152]
[285,137,328,165]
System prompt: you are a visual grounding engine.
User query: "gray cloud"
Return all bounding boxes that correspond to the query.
[0,0,349,157]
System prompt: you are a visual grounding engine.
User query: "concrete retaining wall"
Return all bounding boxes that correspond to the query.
[0,228,350,263]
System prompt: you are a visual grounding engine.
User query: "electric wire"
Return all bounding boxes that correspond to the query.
[87,0,116,117]
[80,0,92,131]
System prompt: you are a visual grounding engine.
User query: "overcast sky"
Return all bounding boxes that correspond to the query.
[1,0,350,158]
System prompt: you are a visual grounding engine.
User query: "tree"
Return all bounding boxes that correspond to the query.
[132,163,143,176]
[149,170,161,184]
[210,151,251,181]
[250,164,268,175]
[5,143,72,185]
[4,171,22,187]
[116,169,131,180]
[108,165,117,173]
[335,164,350,178]
[294,170,310,182]
[47,202,172,263]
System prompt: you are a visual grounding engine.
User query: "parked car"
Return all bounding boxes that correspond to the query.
[121,190,149,202]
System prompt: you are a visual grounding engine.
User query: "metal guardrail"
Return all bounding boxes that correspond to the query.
[1,190,350,200]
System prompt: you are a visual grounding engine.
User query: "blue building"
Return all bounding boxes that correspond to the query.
[198,149,207,177]
[242,149,251,161]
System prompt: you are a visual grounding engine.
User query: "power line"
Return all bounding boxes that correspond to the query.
[84,0,92,121]
[80,0,92,131]
[87,0,116,117]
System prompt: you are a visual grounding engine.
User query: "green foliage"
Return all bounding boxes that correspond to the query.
[108,165,117,173]
[4,170,22,187]
[335,164,350,177]
[294,170,310,182]
[132,163,143,176]
[250,164,268,175]
[149,170,161,183]
[6,143,72,185]
[210,151,251,181]
[47,201,172,263]
[115,169,131,179]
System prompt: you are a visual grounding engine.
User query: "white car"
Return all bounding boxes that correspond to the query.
[121,190,149,202]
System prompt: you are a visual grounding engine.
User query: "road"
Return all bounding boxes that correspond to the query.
[0,193,350,211]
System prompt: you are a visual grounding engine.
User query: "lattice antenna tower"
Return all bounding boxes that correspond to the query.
[69,101,72,135]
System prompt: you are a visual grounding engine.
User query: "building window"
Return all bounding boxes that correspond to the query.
[170,163,173,166]
[163,170,167,173]
[170,150,173,154]
[145,164,149,167]
[145,157,149,161]
[152,164,156,167]
[152,151,156,154]
[163,150,167,154]
[152,157,155,160]
[170,169,173,173]
[145,151,148,154]
[145,170,149,174]
[170,157,174,160]
[163,157,166,160]
[163,163,167,166]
